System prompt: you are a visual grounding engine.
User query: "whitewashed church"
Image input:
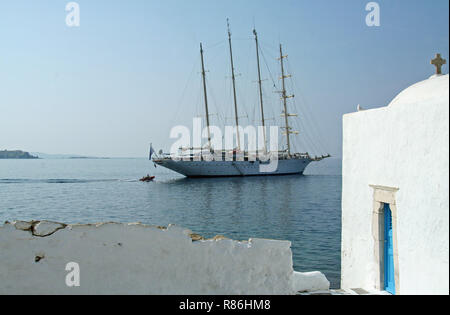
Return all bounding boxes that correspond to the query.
[341,54,449,295]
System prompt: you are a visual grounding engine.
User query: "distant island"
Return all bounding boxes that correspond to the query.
[0,150,38,159]
[1,150,112,160]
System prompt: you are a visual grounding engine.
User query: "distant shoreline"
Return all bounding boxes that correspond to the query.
[0,150,113,160]
[0,150,38,159]
[31,152,110,159]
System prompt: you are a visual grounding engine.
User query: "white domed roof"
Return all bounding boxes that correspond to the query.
[388,74,449,108]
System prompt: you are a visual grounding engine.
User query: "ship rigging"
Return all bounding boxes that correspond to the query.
[151,21,330,177]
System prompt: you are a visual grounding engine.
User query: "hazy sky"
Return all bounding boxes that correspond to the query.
[0,0,448,157]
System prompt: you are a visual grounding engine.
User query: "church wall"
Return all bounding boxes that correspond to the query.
[341,75,449,295]
[0,221,330,294]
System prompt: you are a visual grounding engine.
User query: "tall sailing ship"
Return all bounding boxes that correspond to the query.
[151,22,330,177]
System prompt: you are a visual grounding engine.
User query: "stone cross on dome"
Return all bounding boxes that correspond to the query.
[431,53,446,75]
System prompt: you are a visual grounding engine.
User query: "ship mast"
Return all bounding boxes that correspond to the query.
[278,44,296,157]
[253,29,266,153]
[227,19,241,151]
[200,43,212,149]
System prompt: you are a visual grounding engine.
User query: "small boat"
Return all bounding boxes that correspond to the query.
[140,175,155,182]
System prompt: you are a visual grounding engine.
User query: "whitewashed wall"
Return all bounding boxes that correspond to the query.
[341,75,449,295]
[0,221,329,295]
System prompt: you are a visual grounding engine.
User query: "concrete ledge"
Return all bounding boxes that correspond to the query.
[0,220,328,295]
[292,271,330,293]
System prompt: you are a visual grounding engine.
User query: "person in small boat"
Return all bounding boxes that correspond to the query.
[140,174,154,181]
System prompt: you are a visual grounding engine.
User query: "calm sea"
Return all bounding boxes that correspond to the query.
[0,157,342,288]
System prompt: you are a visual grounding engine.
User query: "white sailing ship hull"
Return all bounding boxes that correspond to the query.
[154,158,312,177]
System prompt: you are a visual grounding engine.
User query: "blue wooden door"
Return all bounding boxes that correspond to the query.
[384,203,396,294]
